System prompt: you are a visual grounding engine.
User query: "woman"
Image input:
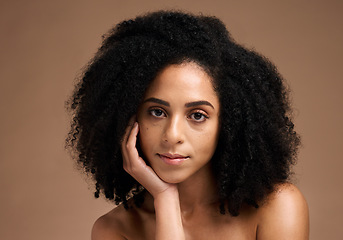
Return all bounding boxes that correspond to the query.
[66,10,309,239]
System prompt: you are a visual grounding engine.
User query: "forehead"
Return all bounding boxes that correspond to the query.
[144,62,219,106]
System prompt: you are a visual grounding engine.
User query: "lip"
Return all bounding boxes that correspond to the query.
[157,153,189,165]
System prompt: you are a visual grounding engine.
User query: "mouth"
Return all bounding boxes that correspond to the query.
[157,153,189,165]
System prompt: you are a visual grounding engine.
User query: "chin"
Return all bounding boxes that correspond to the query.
[156,171,188,184]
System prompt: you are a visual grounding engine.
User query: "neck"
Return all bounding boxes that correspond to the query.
[177,162,219,212]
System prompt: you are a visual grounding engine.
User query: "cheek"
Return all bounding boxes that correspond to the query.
[194,124,219,155]
[138,123,149,146]
[196,133,216,151]
[138,122,160,153]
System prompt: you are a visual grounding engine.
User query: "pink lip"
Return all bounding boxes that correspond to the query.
[158,153,189,165]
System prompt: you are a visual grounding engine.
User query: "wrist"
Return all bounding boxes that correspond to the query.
[153,186,179,207]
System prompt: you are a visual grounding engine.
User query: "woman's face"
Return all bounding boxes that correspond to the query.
[137,62,220,184]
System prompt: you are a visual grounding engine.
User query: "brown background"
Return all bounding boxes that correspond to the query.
[1,0,342,239]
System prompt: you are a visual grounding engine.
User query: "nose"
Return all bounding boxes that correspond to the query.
[162,115,185,145]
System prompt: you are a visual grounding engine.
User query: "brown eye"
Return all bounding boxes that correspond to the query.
[149,109,166,118]
[189,111,209,122]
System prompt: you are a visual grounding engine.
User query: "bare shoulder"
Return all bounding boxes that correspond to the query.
[91,204,129,240]
[257,183,309,240]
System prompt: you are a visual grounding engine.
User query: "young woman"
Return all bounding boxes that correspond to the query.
[66,11,309,239]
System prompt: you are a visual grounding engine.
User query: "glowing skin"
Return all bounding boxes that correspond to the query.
[137,62,220,184]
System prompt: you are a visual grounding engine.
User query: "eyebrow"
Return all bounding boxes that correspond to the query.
[143,98,214,109]
[185,101,214,109]
[143,98,170,106]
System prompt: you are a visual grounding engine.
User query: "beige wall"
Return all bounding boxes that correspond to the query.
[1,0,342,239]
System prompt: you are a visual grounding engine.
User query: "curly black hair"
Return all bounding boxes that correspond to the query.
[66,10,300,216]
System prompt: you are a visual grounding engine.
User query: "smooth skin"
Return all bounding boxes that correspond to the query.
[92,62,309,240]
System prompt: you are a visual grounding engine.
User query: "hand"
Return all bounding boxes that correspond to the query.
[121,119,176,198]
[122,119,185,240]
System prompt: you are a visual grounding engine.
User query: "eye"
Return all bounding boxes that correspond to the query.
[149,108,166,118]
[189,111,209,122]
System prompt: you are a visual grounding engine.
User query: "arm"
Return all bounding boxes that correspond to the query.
[154,187,184,240]
[122,121,185,240]
[257,184,309,240]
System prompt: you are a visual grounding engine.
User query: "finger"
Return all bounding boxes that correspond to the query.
[126,122,138,149]
[121,115,137,161]
[125,123,155,179]
[122,122,139,172]
[121,115,136,145]
[125,122,140,162]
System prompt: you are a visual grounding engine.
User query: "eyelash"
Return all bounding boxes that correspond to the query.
[189,110,209,122]
[149,108,166,118]
[148,108,209,123]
